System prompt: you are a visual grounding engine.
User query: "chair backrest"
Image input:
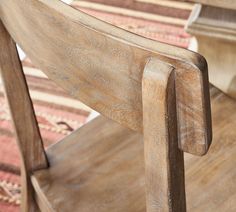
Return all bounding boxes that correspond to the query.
[0,0,211,156]
[0,1,213,211]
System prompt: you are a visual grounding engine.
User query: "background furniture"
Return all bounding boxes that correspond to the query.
[185,0,236,99]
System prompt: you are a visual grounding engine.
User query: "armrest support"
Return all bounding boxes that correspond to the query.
[142,58,186,211]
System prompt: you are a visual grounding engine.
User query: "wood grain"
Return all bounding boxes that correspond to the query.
[185,86,236,211]
[142,58,186,211]
[0,21,48,212]
[0,0,211,155]
[32,117,145,212]
[31,86,236,212]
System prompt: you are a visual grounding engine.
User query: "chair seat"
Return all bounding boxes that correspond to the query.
[31,86,236,212]
[32,116,146,212]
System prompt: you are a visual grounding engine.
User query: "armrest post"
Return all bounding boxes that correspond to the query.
[142,58,186,212]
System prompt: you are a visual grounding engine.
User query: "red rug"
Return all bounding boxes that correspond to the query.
[0,1,192,211]
[0,72,90,211]
[71,1,192,48]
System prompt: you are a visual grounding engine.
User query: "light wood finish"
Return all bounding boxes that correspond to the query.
[185,0,236,10]
[142,58,186,211]
[0,0,214,211]
[0,21,48,212]
[31,86,236,212]
[0,0,211,156]
[185,86,236,212]
[31,117,145,212]
[186,4,236,99]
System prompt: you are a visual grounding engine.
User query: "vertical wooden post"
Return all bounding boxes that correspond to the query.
[142,58,186,212]
[0,21,48,211]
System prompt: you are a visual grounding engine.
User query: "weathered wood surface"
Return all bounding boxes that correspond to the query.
[185,86,236,211]
[142,58,186,211]
[0,21,48,212]
[31,86,236,212]
[0,0,211,155]
[31,116,145,212]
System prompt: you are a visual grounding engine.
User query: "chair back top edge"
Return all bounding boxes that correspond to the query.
[0,0,211,155]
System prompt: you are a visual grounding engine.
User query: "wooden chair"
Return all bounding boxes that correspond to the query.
[0,0,217,211]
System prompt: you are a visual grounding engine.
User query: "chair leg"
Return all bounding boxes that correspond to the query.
[142,58,186,212]
[0,21,48,211]
[21,169,41,212]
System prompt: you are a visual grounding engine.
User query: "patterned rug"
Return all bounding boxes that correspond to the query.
[71,0,192,47]
[0,0,193,211]
[0,66,91,211]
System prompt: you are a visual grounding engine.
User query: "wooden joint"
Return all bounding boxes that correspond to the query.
[144,55,212,156]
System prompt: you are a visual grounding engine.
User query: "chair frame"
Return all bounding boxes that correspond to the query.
[0,1,212,211]
[0,21,48,211]
[143,58,186,211]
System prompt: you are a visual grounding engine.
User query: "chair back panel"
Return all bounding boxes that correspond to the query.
[0,0,211,155]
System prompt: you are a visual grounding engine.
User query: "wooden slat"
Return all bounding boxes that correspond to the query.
[0,0,211,155]
[0,20,48,212]
[142,58,186,211]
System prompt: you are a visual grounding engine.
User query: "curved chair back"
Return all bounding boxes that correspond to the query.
[0,1,212,211]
